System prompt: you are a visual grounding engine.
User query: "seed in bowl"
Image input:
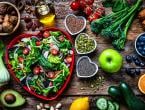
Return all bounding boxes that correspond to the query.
[76,34,95,54]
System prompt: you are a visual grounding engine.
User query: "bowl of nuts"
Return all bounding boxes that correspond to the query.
[0,2,20,35]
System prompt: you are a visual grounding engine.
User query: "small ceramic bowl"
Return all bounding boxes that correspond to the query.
[76,56,98,78]
[0,2,20,36]
[135,32,145,57]
[64,14,86,35]
[75,33,97,54]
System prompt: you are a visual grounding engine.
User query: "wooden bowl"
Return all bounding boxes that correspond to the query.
[0,2,20,36]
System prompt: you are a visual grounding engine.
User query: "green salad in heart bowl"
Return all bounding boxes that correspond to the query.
[7,29,74,99]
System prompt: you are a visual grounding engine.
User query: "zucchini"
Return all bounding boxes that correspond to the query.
[96,98,108,110]
[113,102,119,110]
[108,86,123,102]
[119,82,145,110]
[107,101,115,110]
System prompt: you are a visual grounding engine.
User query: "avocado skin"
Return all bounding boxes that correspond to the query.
[0,89,26,107]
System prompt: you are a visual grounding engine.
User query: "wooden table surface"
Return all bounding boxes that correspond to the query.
[1,0,145,110]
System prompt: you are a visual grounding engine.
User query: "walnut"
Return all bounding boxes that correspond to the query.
[2,22,13,33]
[9,16,18,25]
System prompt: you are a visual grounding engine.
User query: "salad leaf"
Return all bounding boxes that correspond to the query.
[50,31,62,37]
[59,39,72,49]
[39,55,55,69]
[48,54,61,64]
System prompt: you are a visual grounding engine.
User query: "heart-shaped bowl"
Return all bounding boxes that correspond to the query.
[64,14,86,35]
[76,56,98,78]
[75,33,97,54]
[5,27,75,100]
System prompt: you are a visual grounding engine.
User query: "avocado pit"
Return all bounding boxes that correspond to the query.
[4,93,16,104]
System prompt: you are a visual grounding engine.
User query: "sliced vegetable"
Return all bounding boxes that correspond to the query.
[108,100,115,110]
[23,48,29,55]
[96,98,108,110]
[113,102,120,110]
[50,49,58,55]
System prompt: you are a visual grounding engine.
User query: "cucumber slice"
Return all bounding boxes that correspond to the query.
[113,102,120,110]
[96,98,108,110]
[107,101,115,110]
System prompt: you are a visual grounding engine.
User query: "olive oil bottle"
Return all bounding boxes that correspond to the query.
[35,0,55,27]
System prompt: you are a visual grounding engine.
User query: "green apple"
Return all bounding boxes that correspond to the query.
[99,49,123,73]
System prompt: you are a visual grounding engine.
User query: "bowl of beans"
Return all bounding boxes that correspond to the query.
[75,33,97,54]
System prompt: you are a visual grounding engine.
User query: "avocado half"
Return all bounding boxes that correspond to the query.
[0,89,26,107]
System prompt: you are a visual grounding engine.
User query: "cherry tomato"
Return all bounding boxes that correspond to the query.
[18,57,24,63]
[36,41,41,46]
[88,12,101,22]
[95,7,105,15]
[59,35,65,42]
[46,72,55,79]
[49,81,53,86]
[43,31,50,38]
[23,48,29,55]
[33,66,41,75]
[84,6,93,16]
[79,0,87,9]
[85,0,94,5]
[70,1,80,11]
[50,43,54,47]
[66,56,72,63]
[51,49,58,55]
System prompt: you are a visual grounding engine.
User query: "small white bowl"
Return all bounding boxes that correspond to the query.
[75,33,97,54]
[64,14,86,35]
[76,56,98,78]
[135,32,145,57]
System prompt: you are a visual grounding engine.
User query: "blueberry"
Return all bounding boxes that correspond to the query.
[132,55,138,61]
[125,68,131,74]
[135,68,141,75]
[134,59,141,66]
[143,47,145,51]
[140,62,145,67]
[125,55,132,63]
[141,51,145,56]
[136,42,140,46]
[140,42,145,46]
[125,68,135,77]
[139,35,145,41]
[137,46,142,52]
[130,71,136,77]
